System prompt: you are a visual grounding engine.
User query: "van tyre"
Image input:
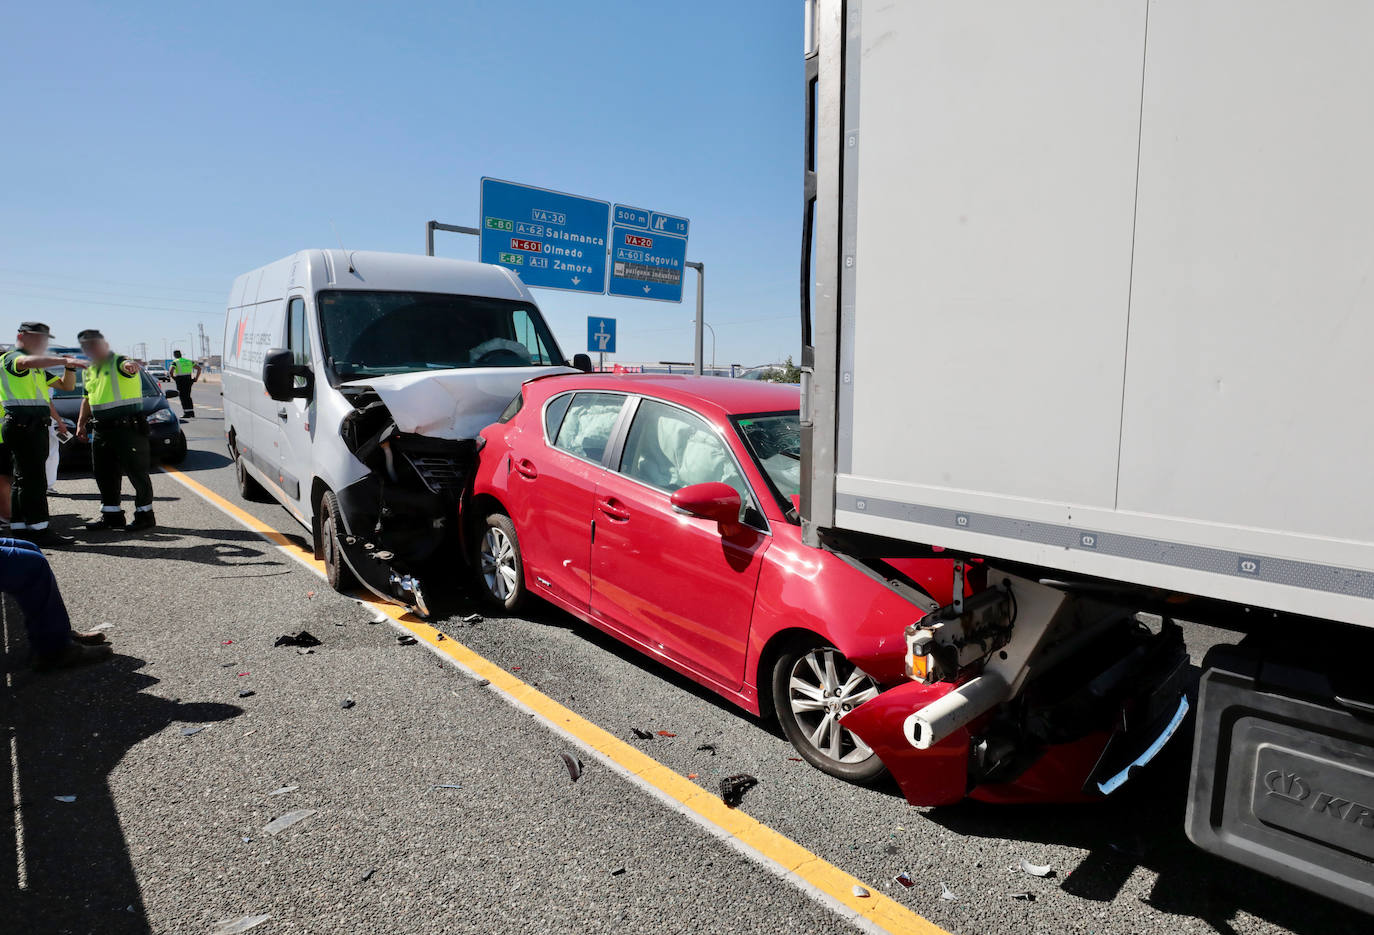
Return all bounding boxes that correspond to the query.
[319,490,358,592]
[232,442,270,502]
[476,512,527,613]
[771,638,887,783]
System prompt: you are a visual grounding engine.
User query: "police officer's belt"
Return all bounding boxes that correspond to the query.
[91,414,145,428]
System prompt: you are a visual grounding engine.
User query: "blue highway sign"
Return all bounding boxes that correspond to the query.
[608,204,690,302]
[587,316,617,354]
[480,178,610,294]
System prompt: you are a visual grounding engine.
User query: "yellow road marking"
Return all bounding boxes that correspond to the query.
[159,463,949,935]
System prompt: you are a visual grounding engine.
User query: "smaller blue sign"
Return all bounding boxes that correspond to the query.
[608,203,690,303]
[613,205,650,229]
[587,316,616,354]
[649,212,689,238]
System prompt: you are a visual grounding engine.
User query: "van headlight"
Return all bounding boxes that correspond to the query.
[146,409,176,424]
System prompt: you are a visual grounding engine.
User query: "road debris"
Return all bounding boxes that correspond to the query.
[432,784,462,790]
[1010,891,1036,902]
[296,648,315,655]
[476,679,490,687]
[263,808,316,835]
[611,867,626,876]
[274,630,321,648]
[221,640,234,645]
[53,795,76,803]
[631,728,654,740]
[559,752,583,782]
[893,872,915,889]
[687,773,699,780]
[91,622,114,632]
[397,635,417,646]
[237,689,255,698]
[852,885,870,898]
[435,632,446,641]
[267,785,298,796]
[359,868,377,882]
[696,743,717,756]
[510,666,521,671]
[180,726,206,736]
[357,601,390,624]
[210,914,271,935]
[237,672,250,677]
[462,613,482,623]
[340,698,356,709]
[787,756,803,762]
[655,730,677,737]
[719,774,759,808]
[220,662,236,668]
[1019,858,1054,878]
[939,882,958,901]
[307,590,316,598]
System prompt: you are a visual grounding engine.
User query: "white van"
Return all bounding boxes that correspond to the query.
[222,249,585,614]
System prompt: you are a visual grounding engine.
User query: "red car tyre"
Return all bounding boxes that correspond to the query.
[772,638,887,783]
[475,512,528,613]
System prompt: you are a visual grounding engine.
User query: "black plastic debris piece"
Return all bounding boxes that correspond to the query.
[1010,891,1036,902]
[719,774,759,808]
[435,632,446,641]
[238,690,255,699]
[359,868,376,883]
[696,743,718,756]
[397,634,417,646]
[476,678,490,687]
[220,662,236,668]
[631,728,654,740]
[610,867,626,876]
[560,752,583,782]
[340,698,356,709]
[181,726,206,736]
[274,630,321,648]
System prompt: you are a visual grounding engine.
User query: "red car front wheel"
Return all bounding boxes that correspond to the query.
[772,640,886,783]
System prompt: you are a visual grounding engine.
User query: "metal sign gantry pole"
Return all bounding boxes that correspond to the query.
[686,261,705,375]
[426,220,480,256]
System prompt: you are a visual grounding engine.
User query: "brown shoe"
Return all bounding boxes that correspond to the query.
[33,641,113,672]
[71,630,108,645]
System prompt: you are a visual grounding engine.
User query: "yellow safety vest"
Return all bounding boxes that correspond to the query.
[172,356,195,376]
[85,355,144,413]
[0,349,51,414]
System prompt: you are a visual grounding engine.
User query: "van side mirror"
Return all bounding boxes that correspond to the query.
[263,348,311,402]
[571,353,593,373]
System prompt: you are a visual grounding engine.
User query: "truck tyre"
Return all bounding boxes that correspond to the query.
[475,512,527,613]
[772,638,887,784]
[319,490,358,593]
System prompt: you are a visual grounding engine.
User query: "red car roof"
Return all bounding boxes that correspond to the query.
[526,373,799,417]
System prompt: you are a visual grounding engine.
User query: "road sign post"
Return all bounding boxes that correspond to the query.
[686,261,705,375]
[480,179,610,294]
[426,220,479,256]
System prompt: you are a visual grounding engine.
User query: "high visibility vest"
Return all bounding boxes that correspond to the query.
[173,356,195,376]
[0,349,51,414]
[85,355,144,413]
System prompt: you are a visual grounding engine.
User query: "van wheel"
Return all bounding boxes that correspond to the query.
[771,638,887,783]
[320,490,358,592]
[475,512,526,613]
[232,441,270,502]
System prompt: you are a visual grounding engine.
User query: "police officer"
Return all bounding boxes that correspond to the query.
[169,348,201,419]
[0,323,85,543]
[75,330,156,532]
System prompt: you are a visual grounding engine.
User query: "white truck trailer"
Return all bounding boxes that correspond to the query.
[804,0,1374,913]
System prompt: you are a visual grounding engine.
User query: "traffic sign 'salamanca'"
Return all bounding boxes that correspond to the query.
[608,204,690,303]
[479,178,611,294]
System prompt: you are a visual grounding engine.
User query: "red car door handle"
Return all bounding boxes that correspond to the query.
[597,497,630,521]
[514,458,538,479]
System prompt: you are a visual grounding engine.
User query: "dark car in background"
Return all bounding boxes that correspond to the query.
[50,369,188,466]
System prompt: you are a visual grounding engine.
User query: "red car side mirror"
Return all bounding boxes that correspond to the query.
[671,482,742,532]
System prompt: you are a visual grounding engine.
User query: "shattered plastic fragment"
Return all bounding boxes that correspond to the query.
[297,648,315,655]
[696,743,717,756]
[631,728,653,740]
[181,726,206,736]
[893,872,915,889]
[307,590,316,598]
[939,883,957,901]
[397,635,417,646]
[221,662,236,668]
[210,914,271,935]
[560,752,583,782]
[611,867,626,876]
[54,795,76,803]
[238,690,255,698]
[476,679,490,687]
[1020,858,1053,878]
[432,784,462,790]
[267,785,298,796]
[221,640,234,645]
[687,773,699,780]
[655,731,676,737]
[510,666,521,671]
[263,808,316,835]
[274,630,321,648]
[852,885,870,898]
[1010,891,1036,902]
[91,622,114,632]
[340,698,356,709]
[462,613,482,623]
[359,868,377,882]
[237,672,250,677]
[719,774,758,808]
[787,757,803,762]
[435,632,446,641]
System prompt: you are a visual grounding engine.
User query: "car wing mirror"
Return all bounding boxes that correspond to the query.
[671,482,743,535]
[571,353,593,373]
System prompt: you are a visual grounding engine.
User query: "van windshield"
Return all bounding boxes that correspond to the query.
[316,290,563,382]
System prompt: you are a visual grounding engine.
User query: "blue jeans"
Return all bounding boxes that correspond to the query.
[0,537,71,656]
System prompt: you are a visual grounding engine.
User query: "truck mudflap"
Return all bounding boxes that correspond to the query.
[1186,644,1374,915]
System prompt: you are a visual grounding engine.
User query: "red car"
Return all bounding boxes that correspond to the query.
[467,374,1187,805]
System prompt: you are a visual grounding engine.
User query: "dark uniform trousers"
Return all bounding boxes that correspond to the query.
[174,375,195,415]
[91,416,153,511]
[3,414,51,527]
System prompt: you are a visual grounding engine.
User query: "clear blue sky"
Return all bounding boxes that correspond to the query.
[0,1,802,367]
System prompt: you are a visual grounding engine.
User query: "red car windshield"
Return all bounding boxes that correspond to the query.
[733,411,801,517]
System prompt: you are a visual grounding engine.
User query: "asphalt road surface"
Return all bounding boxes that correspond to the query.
[2,392,1367,935]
